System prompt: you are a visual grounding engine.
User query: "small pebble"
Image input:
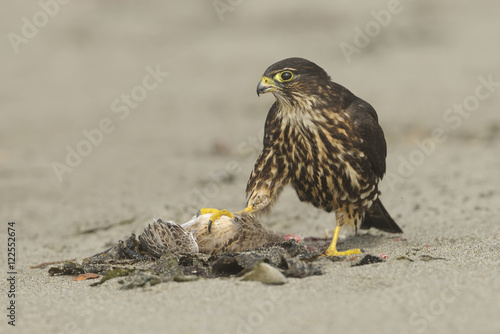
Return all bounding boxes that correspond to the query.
[240,263,287,285]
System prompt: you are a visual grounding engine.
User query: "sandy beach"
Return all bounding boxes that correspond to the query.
[1,1,499,333]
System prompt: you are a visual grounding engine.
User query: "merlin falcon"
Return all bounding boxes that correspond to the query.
[201,57,402,256]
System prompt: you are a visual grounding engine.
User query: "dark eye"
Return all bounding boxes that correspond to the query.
[280,71,293,81]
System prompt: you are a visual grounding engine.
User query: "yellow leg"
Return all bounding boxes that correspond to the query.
[324,225,362,257]
[238,206,254,214]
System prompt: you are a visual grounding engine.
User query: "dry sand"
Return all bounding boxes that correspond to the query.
[1,1,499,333]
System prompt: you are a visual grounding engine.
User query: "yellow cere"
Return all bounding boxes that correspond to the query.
[262,76,272,85]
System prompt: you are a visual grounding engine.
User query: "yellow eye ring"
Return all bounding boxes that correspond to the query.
[277,71,294,82]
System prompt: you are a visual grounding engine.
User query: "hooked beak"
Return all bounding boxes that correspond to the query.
[256,76,278,96]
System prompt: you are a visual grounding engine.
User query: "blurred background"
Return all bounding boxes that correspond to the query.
[0,0,499,257]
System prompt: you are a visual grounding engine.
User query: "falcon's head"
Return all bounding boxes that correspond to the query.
[256,57,332,108]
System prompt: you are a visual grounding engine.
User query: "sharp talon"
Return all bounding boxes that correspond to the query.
[207,219,213,233]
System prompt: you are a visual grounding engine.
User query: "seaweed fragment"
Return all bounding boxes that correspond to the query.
[351,254,384,266]
[48,261,85,276]
[90,268,136,287]
[83,234,153,266]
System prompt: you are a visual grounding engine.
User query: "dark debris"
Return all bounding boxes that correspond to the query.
[47,233,400,289]
[49,261,85,276]
[351,254,384,266]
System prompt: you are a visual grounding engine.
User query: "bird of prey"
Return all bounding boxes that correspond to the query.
[201,57,402,256]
